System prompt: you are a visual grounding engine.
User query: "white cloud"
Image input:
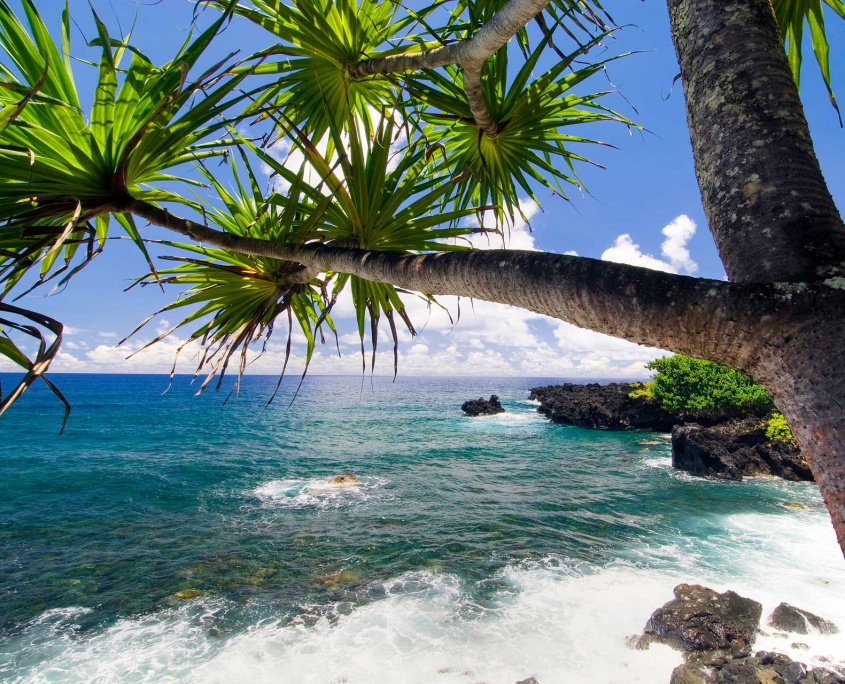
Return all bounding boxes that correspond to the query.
[660,215,698,274]
[601,234,677,273]
[601,214,698,275]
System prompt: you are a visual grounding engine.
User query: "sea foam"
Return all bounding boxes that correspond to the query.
[253,476,390,510]
[8,533,845,684]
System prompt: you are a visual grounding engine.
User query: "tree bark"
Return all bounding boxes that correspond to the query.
[667,0,845,283]
[668,0,845,552]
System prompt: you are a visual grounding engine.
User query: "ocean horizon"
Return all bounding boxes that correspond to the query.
[2,373,844,683]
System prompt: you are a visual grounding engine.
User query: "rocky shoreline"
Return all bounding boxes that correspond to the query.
[527,383,812,483]
[629,584,843,683]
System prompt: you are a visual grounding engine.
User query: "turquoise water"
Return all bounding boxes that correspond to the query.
[1,374,844,683]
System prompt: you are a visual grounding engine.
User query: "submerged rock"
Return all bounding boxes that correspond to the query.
[327,473,359,485]
[671,419,813,482]
[172,588,206,600]
[461,395,505,416]
[768,602,839,635]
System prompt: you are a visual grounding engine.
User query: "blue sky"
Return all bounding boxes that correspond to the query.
[2,0,844,378]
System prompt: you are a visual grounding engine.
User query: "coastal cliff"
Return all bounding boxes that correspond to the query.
[529,383,811,482]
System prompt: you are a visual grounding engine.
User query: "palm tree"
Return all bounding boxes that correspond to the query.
[1,0,845,556]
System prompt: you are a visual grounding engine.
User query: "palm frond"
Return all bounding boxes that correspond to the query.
[216,0,414,138]
[124,151,336,400]
[0,0,253,298]
[773,0,845,123]
[405,32,635,221]
[0,302,69,431]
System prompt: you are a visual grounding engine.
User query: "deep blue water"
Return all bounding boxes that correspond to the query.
[1,374,843,683]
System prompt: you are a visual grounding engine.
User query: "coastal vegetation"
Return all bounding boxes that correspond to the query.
[766,412,797,445]
[631,355,773,417]
[0,0,844,554]
[634,354,796,441]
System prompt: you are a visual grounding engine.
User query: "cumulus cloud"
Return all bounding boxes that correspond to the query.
[601,214,698,274]
[601,234,676,273]
[660,215,698,274]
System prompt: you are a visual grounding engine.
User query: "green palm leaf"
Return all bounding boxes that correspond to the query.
[405,32,634,221]
[216,0,417,139]
[0,302,69,431]
[0,0,254,298]
[252,111,480,374]
[124,151,337,399]
[773,0,845,122]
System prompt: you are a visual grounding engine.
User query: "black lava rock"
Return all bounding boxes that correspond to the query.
[461,395,505,416]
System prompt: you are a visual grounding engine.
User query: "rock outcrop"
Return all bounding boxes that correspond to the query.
[632,584,762,656]
[327,473,359,485]
[670,651,845,684]
[768,603,840,635]
[630,585,845,684]
[461,395,505,416]
[671,418,812,482]
[528,383,676,431]
[528,383,813,483]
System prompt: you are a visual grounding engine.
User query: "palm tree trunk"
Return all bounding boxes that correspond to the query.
[669,0,845,552]
[667,0,845,283]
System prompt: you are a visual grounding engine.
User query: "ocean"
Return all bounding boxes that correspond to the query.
[1,374,843,683]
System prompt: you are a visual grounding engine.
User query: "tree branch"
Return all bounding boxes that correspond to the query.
[349,0,551,137]
[461,65,498,136]
[123,197,845,377]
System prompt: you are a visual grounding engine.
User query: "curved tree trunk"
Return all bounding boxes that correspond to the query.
[668,0,845,551]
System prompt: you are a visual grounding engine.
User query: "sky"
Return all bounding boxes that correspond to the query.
[2,0,844,380]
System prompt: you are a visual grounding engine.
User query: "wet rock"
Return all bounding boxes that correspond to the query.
[515,678,539,684]
[671,419,812,482]
[673,655,845,684]
[639,584,762,654]
[812,668,845,684]
[625,633,659,650]
[461,395,505,416]
[671,665,715,684]
[768,603,839,635]
[639,591,843,684]
[327,473,359,485]
[172,588,206,600]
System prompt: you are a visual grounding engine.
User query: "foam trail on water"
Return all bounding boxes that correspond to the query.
[253,476,390,509]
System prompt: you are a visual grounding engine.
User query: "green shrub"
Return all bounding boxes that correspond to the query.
[765,412,795,444]
[628,381,654,401]
[645,355,774,416]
